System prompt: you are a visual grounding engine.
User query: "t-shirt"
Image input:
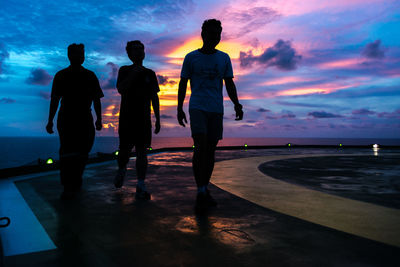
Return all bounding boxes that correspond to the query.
[51,65,104,124]
[117,65,160,129]
[180,49,233,114]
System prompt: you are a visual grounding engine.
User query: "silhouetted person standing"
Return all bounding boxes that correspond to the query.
[114,40,160,200]
[177,19,243,211]
[46,43,103,200]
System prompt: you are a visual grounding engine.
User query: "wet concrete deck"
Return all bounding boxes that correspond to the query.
[1,148,399,266]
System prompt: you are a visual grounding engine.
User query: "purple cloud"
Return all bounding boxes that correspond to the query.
[308,111,343,118]
[281,113,296,119]
[240,40,301,71]
[275,101,332,108]
[157,75,177,86]
[266,115,278,120]
[26,68,53,86]
[362,40,384,59]
[39,91,51,100]
[352,108,375,115]
[265,110,296,119]
[0,43,9,74]
[221,7,280,39]
[160,114,173,119]
[0,97,16,104]
[377,109,400,119]
[257,108,270,112]
[101,62,118,90]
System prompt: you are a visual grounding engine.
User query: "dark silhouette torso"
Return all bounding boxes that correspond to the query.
[52,65,103,127]
[118,65,159,131]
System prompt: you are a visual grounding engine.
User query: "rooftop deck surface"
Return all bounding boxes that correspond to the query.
[1,148,399,267]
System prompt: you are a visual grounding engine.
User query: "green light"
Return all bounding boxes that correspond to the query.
[46,158,54,165]
[148,147,153,151]
[114,151,119,156]
[288,143,291,147]
[339,143,342,147]
[244,144,248,148]
[192,145,195,148]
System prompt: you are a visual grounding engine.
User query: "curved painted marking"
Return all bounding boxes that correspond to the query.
[212,154,400,247]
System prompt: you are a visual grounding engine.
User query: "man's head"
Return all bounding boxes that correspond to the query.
[126,40,145,63]
[201,19,222,48]
[68,43,84,66]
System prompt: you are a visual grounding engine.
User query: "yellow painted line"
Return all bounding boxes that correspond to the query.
[212,154,400,247]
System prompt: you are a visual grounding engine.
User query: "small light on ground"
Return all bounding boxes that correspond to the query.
[244,144,248,148]
[46,158,54,165]
[339,143,342,147]
[192,145,195,149]
[287,143,291,147]
[373,144,379,149]
[114,151,119,156]
[148,147,153,151]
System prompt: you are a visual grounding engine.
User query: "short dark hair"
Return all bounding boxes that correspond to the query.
[201,19,222,34]
[68,43,84,54]
[126,40,145,53]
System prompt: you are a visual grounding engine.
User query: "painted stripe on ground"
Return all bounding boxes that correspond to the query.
[0,178,56,256]
[212,154,400,248]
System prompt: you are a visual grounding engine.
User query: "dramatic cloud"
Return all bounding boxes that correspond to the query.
[257,108,270,112]
[0,43,9,74]
[221,7,280,39]
[0,97,16,104]
[39,91,51,100]
[362,40,384,59]
[352,108,375,115]
[101,62,118,90]
[240,40,301,70]
[308,111,343,118]
[26,68,53,86]
[157,75,177,86]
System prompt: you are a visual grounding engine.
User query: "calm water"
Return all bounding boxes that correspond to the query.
[0,136,399,169]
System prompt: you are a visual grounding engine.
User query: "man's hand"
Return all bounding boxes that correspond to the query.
[95,119,102,131]
[154,119,161,134]
[234,104,244,121]
[177,109,187,127]
[46,121,54,134]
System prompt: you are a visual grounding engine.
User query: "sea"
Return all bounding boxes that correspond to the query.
[1,136,399,169]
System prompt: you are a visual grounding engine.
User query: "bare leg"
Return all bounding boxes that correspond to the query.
[135,145,148,181]
[117,147,131,170]
[192,134,208,187]
[205,139,218,185]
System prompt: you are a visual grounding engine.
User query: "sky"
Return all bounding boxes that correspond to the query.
[0,0,399,138]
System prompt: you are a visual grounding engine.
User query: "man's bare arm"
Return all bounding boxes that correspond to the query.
[151,93,161,134]
[224,78,243,120]
[93,98,102,131]
[177,77,188,127]
[46,96,61,134]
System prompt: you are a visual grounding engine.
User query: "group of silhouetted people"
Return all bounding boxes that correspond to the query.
[46,19,243,211]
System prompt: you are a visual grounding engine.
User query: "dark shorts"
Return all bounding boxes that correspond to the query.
[189,109,223,140]
[118,123,152,150]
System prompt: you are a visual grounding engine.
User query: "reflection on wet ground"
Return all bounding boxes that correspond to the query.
[7,148,400,266]
[259,155,400,209]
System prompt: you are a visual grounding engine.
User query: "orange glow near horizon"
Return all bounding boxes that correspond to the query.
[167,37,263,61]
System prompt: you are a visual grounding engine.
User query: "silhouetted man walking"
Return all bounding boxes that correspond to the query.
[114,40,160,200]
[46,43,103,199]
[177,19,243,211]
